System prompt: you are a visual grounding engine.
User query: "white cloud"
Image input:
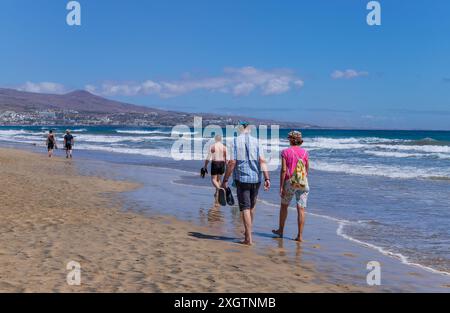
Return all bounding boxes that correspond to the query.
[84,84,97,93]
[233,82,255,96]
[18,81,67,94]
[263,78,291,95]
[331,69,369,80]
[88,66,304,98]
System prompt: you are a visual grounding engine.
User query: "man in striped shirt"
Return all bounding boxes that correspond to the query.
[222,121,271,245]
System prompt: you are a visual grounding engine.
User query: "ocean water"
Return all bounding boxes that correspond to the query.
[1,125,449,276]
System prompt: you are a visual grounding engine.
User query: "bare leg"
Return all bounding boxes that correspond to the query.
[272,203,289,237]
[241,209,253,245]
[211,175,221,203]
[211,175,221,189]
[295,205,306,242]
[250,206,256,223]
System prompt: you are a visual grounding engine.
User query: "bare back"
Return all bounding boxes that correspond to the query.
[210,142,226,162]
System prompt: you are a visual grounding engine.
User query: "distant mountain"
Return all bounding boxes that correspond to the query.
[0,88,161,114]
[0,88,317,128]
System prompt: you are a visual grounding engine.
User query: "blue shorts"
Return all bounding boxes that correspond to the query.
[235,181,261,211]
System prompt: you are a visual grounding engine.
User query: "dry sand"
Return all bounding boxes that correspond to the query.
[0,148,364,292]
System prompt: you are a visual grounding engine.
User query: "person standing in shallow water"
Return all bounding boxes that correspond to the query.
[64,130,74,159]
[273,131,310,242]
[221,121,271,246]
[202,134,227,204]
[46,130,57,158]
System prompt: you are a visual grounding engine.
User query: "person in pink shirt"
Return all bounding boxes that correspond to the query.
[272,131,310,242]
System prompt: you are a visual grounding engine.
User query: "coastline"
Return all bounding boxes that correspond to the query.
[0,147,363,292]
[0,126,449,292]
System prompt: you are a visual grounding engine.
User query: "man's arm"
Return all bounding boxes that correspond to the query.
[259,155,271,191]
[223,144,227,163]
[221,141,235,188]
[221,160,236,188]
[203,159,210,170]
[203,146,212,169]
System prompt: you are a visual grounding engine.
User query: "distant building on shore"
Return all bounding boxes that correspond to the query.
[37,111,57,119]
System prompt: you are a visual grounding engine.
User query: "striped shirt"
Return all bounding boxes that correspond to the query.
[230,133,262,184]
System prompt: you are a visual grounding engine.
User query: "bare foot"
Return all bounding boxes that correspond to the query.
[294,236,303,242]
[272,229,283,238]
[240,240,253,246]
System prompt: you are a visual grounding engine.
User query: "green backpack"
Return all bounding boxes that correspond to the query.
[288,151,308,189]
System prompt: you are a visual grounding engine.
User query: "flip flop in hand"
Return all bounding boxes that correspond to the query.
[226,187,235,206]
[218,188,227,206]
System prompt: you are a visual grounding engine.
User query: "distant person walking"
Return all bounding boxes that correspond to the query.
[202,134,227,203]
[46,130,57,158]
[272,131,309,242]
[64,130,74,159]
[222,121,270,245]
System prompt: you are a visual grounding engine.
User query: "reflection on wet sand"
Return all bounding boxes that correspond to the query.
[199,203,225,227]
[207,204,224,224]
[230,206,243,235]
[295,243,303,262]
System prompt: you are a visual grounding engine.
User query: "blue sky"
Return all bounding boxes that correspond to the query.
[0,0,449,129]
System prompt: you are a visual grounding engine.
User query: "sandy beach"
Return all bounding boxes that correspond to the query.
[0,147,365,293]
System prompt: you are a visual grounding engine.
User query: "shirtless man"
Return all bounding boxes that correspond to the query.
[202,135,227,202]
[46,130,57,158]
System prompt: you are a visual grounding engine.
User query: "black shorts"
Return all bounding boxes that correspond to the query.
[235,181,261,211]
[47,142,54,151]
[65,144,73,150]
[211,161,225,176]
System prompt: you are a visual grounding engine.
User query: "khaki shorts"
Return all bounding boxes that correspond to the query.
[281,181,309,208]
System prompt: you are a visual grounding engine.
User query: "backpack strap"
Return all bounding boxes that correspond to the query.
[286,148,306,178]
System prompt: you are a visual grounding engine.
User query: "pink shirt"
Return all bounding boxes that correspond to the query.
[281,146,309,179]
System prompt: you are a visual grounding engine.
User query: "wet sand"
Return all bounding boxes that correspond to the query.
[0,148,363,292]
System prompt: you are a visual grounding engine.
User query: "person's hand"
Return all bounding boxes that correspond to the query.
[264,179,271,191]
[279,187,284,197]
[221,179,228,189]
[200,167,206,178]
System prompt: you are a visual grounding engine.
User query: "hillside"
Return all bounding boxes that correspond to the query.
[0,88,161,114]
[0,88,316,128]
